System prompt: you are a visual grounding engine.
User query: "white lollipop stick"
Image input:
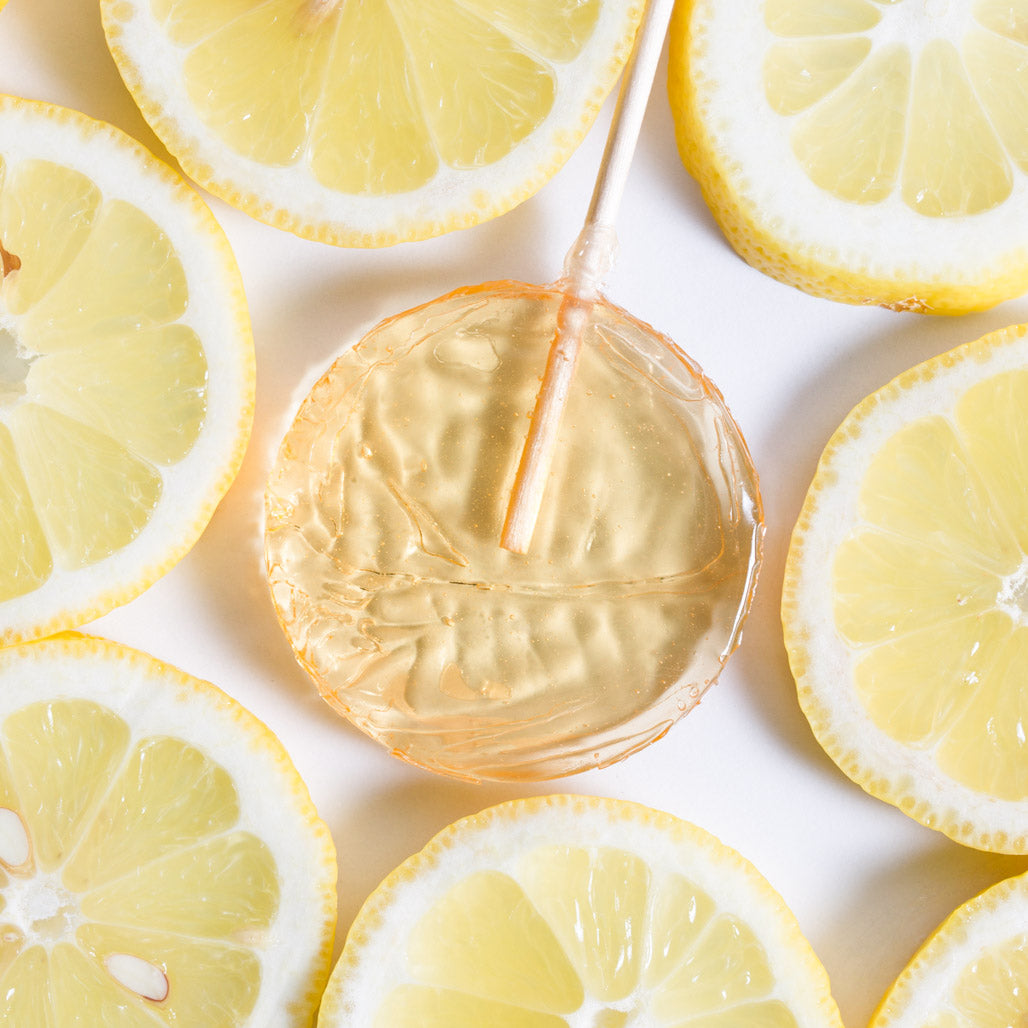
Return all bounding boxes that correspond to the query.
[501,0,677,554]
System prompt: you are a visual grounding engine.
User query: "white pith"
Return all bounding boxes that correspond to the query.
[3,871,83,947]
[0,317,32,407]
[996,558,1028,626]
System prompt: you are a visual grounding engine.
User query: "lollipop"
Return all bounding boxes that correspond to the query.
[265,0,763,782]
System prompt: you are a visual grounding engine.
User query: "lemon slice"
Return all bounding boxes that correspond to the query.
[0,95,254,646]
[870,870,1028,1028]
[783,324,1028,853]
[318,794,842,1028]
[668,0,1028,313]
[100,0,644,246]
[0,633,336,1026]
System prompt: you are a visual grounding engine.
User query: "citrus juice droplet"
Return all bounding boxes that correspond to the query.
[265,281,762,780]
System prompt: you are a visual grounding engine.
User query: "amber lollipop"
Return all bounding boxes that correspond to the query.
[265,0,763,782]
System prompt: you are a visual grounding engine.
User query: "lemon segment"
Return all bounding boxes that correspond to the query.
[181,0,337,167]
[12,404,163,567]
[407,870,584,1013]
[783,324,1028,852]
[669,0,1028,311]
[81,832,279,936]
[0,96,254,645]
[0,634,336,1028]
[789,44,909,205]
[764,0,882,36]
[0,426,51,599]
[903,40,1011,217]
[102,0,645,245]
[763,37,871,116]
[4,699,130,872]
[309,0,436,195]
[470,0,601,60]
[17,198,189,348]
[151,0,259,46]
[0,159,101,316]
[27,326,208,465]
[48,941,167,1026]
[519,846,647,1002]
[974,0,1028,43]
[377,986,569,1028]
[849,613,1009,745]
[389,0,555,170]
[957,367,1028,552]
[77,924,262,1024]
[642,872,716,986]
[318,795,843,1028]
[63,734,240,891]
[951,936,1028,1025]
[0,947,49,1027]
[965,29,1028,172]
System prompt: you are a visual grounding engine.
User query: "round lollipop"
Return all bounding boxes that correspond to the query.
[265,0,763,782]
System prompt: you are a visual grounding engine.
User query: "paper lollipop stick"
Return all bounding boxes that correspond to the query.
[501,0,678,554]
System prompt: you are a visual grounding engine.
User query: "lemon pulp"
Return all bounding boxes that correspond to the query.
[670,0,1028,310]
[783,325,1028,851]
[0,634,337,1027]
[153,0,596,192]
[869,871,1028,1028]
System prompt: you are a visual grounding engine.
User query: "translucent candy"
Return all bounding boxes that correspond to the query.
[265,281,762,780]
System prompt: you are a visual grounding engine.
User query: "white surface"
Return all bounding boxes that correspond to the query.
[5,2,1028,1025]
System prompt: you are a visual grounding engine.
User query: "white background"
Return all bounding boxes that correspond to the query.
[5,2,1028,1024]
